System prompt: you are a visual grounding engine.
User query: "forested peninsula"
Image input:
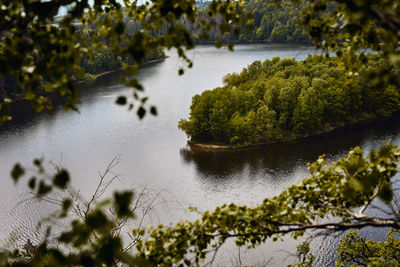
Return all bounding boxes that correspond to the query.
[179,55,400,148]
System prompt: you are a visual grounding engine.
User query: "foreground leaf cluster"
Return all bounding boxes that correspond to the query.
[135,143,400,265]
[335,229,400,266]
[3,144,400,266]
[5,158,150,266]
[0,0,252,122]
[2,0,400,266]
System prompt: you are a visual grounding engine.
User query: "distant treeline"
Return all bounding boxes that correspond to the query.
[0,18,166,97]
[179,55,400,147]
[239,0,310,42]
[115,0,310,44]
[188,0,310,43]
[78,0,310,78]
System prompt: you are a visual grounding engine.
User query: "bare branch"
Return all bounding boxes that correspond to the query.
[85,155,121,217]
[211,217,400,240]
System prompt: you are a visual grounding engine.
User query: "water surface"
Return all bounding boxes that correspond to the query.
[0,44,398,266]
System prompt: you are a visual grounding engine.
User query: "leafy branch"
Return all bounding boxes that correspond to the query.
[134,143,400,266]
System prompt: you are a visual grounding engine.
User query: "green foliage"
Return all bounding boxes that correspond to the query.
[179,55,400,147]
[11,163,25,184]
[116,96,127,105]
[7,144,400,266]
[193,0,310,43]
[297,0,400,89]
[244,0,310,43]
[53,169,70,189]
[134,144,400,265]
[0,0,252,123]
[3,0,400,266]
[80,45,165,76]
[334,229,400,266]
[2,159,149,267]
[291,229,400,267]
[288,242,315,267]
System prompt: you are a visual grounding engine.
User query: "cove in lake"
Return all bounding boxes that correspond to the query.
[0,44,399,266]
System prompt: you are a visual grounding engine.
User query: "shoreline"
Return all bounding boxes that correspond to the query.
[77,56,168,84]
[77,41,314,83]
[0,57,169,128]
[94,57,168,79]
[187,112,400,151]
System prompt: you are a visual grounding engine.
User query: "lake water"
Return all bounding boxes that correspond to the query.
[1,44,399,266]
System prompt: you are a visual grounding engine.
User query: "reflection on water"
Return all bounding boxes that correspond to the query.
[180,114,400,184]
[1,44,400,266]
[179,114,400,266]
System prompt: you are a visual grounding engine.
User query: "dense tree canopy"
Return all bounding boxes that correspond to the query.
[179,54,400,147]
[334,229,400,266]
[189,0,310,42]
[299,0,400,86]
[239,0,310,42]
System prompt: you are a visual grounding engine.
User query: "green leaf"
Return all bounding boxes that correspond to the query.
[37,181,52,197]
[116,96,127,105]
[86,210,108,229]
[378,182,393,204]
[25,90,36,101]
[150,106,157,116]
[61,199,72,217]
[11,163,25,184]
[28,177,36,190]
[137,106,146,119]
[33,158,44,173]
[99,237,122,265]
[114,191,134,218]
[33,158,42,167]
[53,170,70,189]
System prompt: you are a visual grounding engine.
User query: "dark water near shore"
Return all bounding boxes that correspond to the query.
[0,44,398,266]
